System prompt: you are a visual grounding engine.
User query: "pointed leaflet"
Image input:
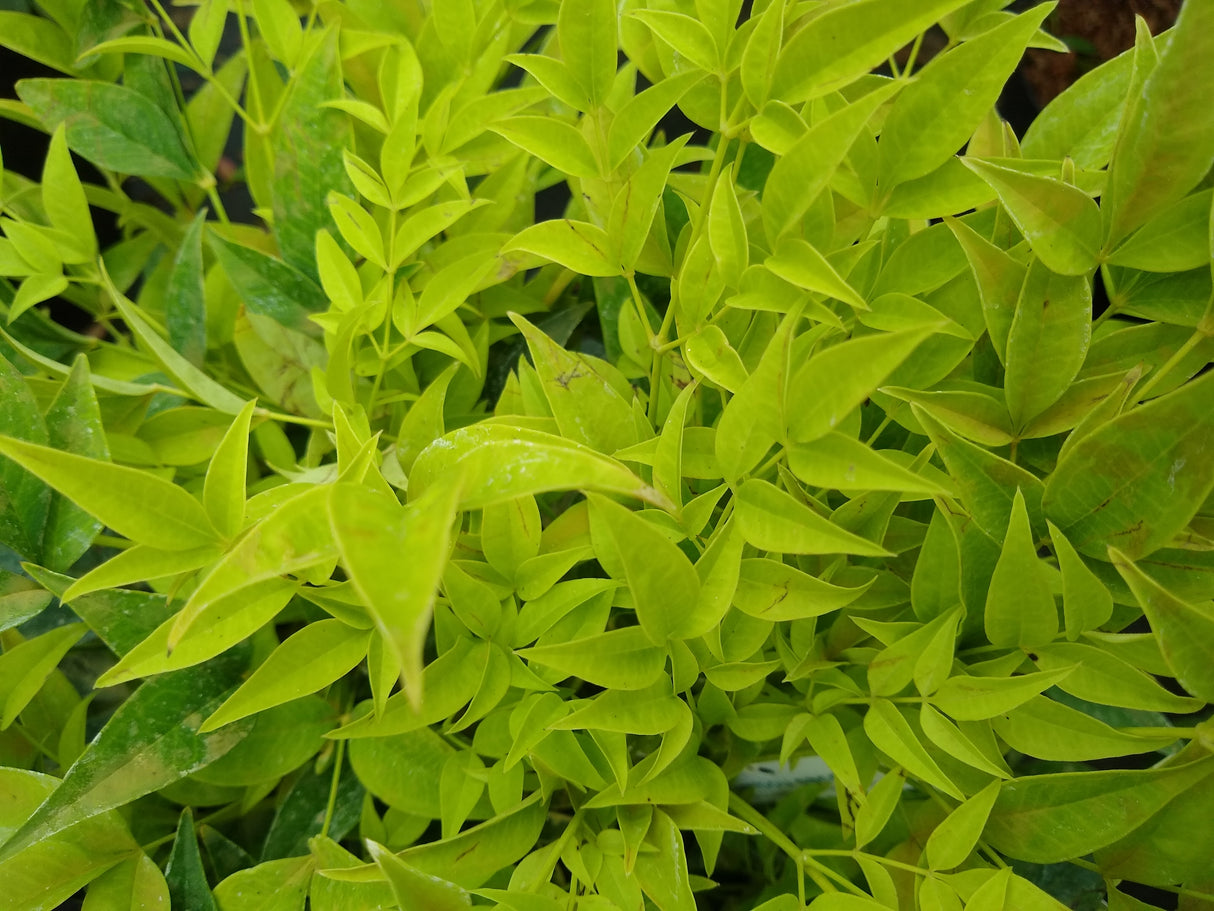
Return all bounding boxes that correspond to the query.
[558,0,616,107]
[203,400,256,540]
[736,480,892,557]
[1112,549,1214,702]
[912,404,1043,541]
[607,72,704,169]
[490,117,600,180]
[984,759,1214,864]
[929,668,1072,721]
[0,649,251,863]
[880,5,1052,189]
[962,159,1100,276]
[1003,259,1091,429]
[588,495,699,643]
[985,488,1058,648]
[991,695,1178,762]
[708,164,748,287]
[164,211,207,366]
[1021,45,1133,169]
[1048,521,1113,639]
[0,623,85,728]
[101,266,246,414]
[504,220,620,276]
[762,81,901,240]
[202,620,371,731]
[41,355,108,571]
[945,216,1024,361]
[0,436,218,550]
[410,424,668,511]
[1043,370,1214,559]
[1102,0,1214,247]
[788,433,947,495]
[1032,642,1201,714]
[863,700,963,799]
[787,326,933,442]
[212,857,313,911]
[329,482,459,702]
[517,627,666,691]
[740,0,784,107]
[609,135,689,270]
[919,705,1013,779]
[511,313,635,454]
[165,810,217,911]
[271,29,353,280]
[0,353,49,561]
[61,544,221,603]
[926,781,999,871]
[42,124,95,260]
[771,0,970,104]
[765,238,867,311]
[82,852,170,910]
[210,234,329,330]
[16,79,196,179]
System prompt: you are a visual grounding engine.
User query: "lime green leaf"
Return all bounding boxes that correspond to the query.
[492,116,600,180]
[854,769,906,848]
[927,781,999,870]
[588,495,699,643]
[188,0,229,70]
[864,700,963,799]
[607,72,704,169]
[736,479,893,557]
[962,159,1100,276]
[879,6,1051,188]
[0,12,76,75]
[633,810,696,911]
[629,10,718,74]
[912,405,1043,541]
[0,651,251,863]
[1102,0,1214,246]
[512,314,636,454]
[985,759,1214,864]
[1107,188,1214,273]
[0,622,84,728]
[765,238,867,311]
[411,423,667,510]
[203,400,256,540]
[762,81,900,240]
[99,578,294,686]
[330,482,458,702]
[1112,549,1214,702]
[558,0,616,106]
[504,219,619,276]
[1004,260,1091,429]
[788,433,946,495]
[213,857,313,911]
[991,695,1178,761]
[1044,371,1214,559]
[787,327,932,442]
[518,627,666,690]
[683,324,748,393]
[42,124,95,259]
[919,705,1012,779]
[1048,521,1114,639]
[101,266,247,414]
[165,212,207,366]
[1032,642,1201,714]
[1021,48,1132,169]
[202,620,371,731]
[771,0,969,103]
[867,609,960,697]
[82,852,170,911]
[985,488,1058,648]
[945,215,1025,360]
[930,668,1072,721]
[16,78,196,179]
[740,0,784,107]
[799,713,862,794]
[708,165,748,287]
[61,544,221,603]
[0,435,218,550]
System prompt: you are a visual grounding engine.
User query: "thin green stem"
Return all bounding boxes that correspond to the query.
[205,183,231,225]
[320,739,346,838]
[1131,327,1206,404]
[813,849,928,877]
[901,31,926,78]
[864,415,893,447]
[728,794,838,895]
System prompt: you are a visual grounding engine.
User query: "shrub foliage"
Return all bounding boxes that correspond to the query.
[0,0,1213,908]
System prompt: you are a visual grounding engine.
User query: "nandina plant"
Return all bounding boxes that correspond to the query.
[0,0,1212,909]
